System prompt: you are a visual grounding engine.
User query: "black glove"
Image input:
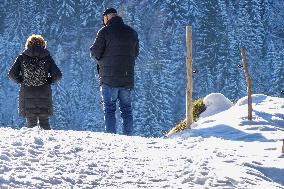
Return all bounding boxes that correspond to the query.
[97,64,100,74]
[47,77,53,85]
[16,76,23,84]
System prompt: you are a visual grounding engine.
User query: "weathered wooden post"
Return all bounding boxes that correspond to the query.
[186,26,193,128]
[240,48,253,121]
[282,139,284,153]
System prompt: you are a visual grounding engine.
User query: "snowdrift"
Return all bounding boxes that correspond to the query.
[0,93,284,188]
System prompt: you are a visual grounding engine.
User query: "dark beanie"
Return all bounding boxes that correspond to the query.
[103,8,117,16]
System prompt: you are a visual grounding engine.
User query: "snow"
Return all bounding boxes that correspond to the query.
[0,94,284,188]
[199,93,233,118]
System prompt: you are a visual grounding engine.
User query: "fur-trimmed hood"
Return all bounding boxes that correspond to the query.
[23,46,50,58]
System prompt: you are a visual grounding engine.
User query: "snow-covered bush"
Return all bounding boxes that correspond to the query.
[193,98,206,121]
[166,98,206,136]
[167,93,234,136]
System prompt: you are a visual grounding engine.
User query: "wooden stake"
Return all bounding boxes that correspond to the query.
[240,48,253,121]
[186,26,193,128]
[282,139,284,153]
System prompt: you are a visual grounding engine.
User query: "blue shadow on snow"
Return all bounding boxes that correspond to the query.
[190,124,271,142]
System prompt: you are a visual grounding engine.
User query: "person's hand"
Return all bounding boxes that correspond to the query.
[17,77,23,84]
[47,77,53,85]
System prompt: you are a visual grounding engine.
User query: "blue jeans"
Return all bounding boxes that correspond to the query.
[100,84,133,135]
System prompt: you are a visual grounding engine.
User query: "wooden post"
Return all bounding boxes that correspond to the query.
[186,26,193,128]
[240,48,253,121]
[282,139,284,153]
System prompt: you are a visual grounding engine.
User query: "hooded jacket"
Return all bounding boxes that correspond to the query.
[8,46,62,117]
[90,16,139,88]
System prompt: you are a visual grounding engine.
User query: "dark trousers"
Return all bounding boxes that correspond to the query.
[26,116,51,130]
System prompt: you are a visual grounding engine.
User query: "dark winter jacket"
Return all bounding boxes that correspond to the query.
[8,46,62,117]
[90,16,139,88]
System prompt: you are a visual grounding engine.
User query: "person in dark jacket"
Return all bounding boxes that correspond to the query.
[8,34,62,130]
[90,8,139,135]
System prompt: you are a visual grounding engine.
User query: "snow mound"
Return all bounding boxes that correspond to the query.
[199,93,233,118]
[235,94,268,106]
[172,94,284,141]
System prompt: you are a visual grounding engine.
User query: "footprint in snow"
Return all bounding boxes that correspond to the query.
[12,141,22,146]
[48,137,56,141]
[252,161,263,165]
[223,160,235,163]
[0,154,11,162]
[34,137,44,146]
[202,120,215,124]
[264,147,277,151]
[278,154,284,158]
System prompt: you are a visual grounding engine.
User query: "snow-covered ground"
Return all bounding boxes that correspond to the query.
[0,94,284,188]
